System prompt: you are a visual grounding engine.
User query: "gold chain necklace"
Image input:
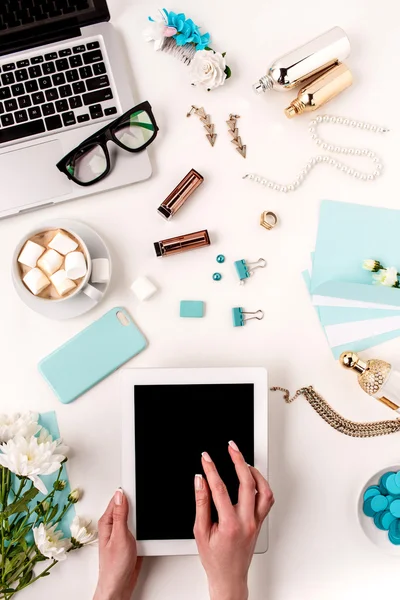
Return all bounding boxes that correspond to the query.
[271,386,400,438]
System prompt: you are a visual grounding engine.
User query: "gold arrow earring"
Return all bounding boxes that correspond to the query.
[226,114,246,158]
[187,105,217,147]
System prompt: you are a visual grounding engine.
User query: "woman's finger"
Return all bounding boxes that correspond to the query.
[110,488,129,540]
[228,441,256,520]
[193,474,211,542]
[248,466,274,523]
[201,452,235,523]
[98,494,116,545]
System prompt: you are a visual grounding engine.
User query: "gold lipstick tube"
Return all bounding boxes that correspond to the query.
[284,62,353,118]
[154,230,211,257]
[157,169,204,220]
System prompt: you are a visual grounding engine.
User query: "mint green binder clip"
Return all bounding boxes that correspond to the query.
[234,258,266,284]
[232,307,264,327]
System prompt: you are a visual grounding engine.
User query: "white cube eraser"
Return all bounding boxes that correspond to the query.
[65,251,87,280]
[48,231,78,255]
[23,267,50,296]
[50,269,77,296]
[91,258,110,284]
[37,249,63,275]
[130,276,157,301]
[18,240,45,269]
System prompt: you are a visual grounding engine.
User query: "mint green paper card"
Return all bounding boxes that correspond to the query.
[311,201,400,307]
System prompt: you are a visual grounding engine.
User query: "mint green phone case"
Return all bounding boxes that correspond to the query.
[38,307,147,404]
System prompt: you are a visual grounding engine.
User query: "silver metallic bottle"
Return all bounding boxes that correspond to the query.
[253,26,351,94]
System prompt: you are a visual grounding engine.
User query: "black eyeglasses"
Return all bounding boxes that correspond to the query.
[56,101,159,186]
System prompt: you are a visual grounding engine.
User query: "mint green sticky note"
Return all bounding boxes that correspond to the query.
[180,301,204,318]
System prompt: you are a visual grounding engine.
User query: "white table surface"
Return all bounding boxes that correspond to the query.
[2,0,400,598]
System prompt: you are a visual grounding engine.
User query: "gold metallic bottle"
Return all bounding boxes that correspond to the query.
[284,63,353,119]
[340,351,400,413]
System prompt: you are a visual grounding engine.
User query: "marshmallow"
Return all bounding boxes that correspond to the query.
[65,251,87,280]
[50,269,77,297]
[23,267,50,296]
[37,249,64,276]
[48,231,78,255]
[18,240,45,269]
[130,276,157,301]
[91,258,110,284]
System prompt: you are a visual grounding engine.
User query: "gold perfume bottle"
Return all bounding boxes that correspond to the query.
[284,62,353,119]
[339,351,400,412]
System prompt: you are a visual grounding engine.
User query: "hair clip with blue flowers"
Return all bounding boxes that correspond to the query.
[144,9,232,91]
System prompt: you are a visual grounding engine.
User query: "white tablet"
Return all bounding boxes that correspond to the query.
[120,367,268,556]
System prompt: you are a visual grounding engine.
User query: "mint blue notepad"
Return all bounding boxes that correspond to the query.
[311,201,400,308]
[303,269,400,358]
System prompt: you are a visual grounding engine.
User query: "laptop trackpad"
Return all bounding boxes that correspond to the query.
[0,140,72,210]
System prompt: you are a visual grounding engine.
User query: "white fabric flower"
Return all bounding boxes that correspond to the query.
[0,413,40,444]
[0,434,68,494]
[143,10,177,51]
[373,267,398,287]
[70,516,97,546]
[33,523,71,561]
[190,50,227,90]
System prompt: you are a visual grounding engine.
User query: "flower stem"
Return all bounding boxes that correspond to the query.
[12,478,26,503]
[10,559,58,597]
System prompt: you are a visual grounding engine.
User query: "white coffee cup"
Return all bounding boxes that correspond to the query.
[13,225,105,304]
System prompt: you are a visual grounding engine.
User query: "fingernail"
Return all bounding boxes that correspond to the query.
[195,474,203,491]
[202,451,212,463]
[228,440,240,452]
[115,488,123,505]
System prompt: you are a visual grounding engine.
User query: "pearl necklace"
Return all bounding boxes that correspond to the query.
[243,114,389,193]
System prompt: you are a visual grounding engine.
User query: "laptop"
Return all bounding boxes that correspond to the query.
[0,0,152,219]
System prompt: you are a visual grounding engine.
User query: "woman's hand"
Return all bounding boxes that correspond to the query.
[94,488,142,600]
[194,442,274,600]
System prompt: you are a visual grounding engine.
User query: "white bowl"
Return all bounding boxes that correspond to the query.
[358,464,400,555]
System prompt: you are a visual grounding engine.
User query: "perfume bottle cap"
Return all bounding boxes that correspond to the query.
[339,351,368,374]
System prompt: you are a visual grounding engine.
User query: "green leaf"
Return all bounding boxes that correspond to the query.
[48,505,59,522]
[222,52,226,57]
[0,588,16,593]
[3,487,38,517]
[224,65,232,79]
[204,46,213,51]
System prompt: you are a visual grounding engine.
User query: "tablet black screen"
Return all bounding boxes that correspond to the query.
[134,383,254,540]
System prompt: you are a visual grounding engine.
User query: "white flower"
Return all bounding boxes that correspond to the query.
[33,523,71,561]
[0,435,68,494]
[70,516,97,546]
[363,259,382,272]
[190,50,227,90]
[37,428,69,457]
[68,489,80,504]
[0,413,40,444]
[143,10,177,51]
[373,267,399,287]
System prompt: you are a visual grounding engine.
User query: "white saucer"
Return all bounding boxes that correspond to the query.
[358,464,400,556]
[12,219,112,320]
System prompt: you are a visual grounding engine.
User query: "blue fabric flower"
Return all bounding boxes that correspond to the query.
[163,8,210,50]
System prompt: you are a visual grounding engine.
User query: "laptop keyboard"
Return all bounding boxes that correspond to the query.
[0,39,118,145]
[0,0,90,30]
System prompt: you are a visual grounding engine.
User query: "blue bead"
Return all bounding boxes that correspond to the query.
[213,272,222,281]
[216,254,225,263]
[371,495,389,513]
[363,486,381,501]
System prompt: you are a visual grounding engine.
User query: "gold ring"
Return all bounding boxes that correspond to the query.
[260,211,278,230]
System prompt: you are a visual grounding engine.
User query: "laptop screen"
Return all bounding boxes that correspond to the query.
[0,0,109,55]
